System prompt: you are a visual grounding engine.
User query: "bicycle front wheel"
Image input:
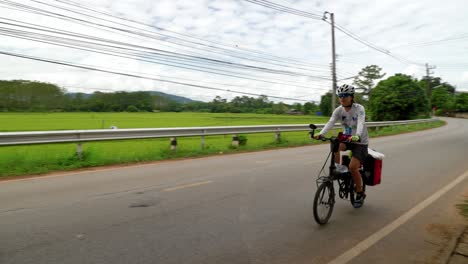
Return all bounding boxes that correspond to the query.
[313,182,335,225]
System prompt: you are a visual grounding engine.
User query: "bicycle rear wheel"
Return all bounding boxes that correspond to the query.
[313,182,335,225]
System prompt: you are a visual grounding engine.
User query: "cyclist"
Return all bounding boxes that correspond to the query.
[314,84,369,208]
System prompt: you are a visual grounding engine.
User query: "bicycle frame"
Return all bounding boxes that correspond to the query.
[309,124,368,224]
[309,124,355,200]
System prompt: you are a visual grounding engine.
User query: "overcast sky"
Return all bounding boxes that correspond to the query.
[1,0,467,103]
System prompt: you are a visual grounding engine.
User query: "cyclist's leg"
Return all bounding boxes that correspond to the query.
[349,144,367,191]
[334,143,347,164]
[349,157,363,192]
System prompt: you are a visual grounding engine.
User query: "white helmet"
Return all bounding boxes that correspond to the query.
[336,84,355,95]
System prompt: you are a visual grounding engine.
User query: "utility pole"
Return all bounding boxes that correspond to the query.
[323,12,337,112]
[425,63,436,98]
[425,63,436,116]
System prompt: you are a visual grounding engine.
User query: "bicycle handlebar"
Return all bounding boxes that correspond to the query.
[308,124,357,143]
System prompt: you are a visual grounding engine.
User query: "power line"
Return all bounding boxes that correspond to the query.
[0,50,320,102]
[387,34,468,49]
[0,0,338,99]
[338,33,468,57]
[53,0,330,68]
[242,0,322,20]
[1,31,327,89]
[330,22,425,66]
[0,1,349,99]
[20,0,331,71]
[239,0,426,67]
[0,0,337,84]
[0,0,325,73]
[0,34,330,92]
[0,21,331,81]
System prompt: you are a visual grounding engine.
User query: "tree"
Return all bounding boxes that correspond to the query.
[431,87,454,111]
[272,102,288,114]
[370,74,429,121]
[419,76,443,98]
[303,102,319,114]
[209,96,229,113]
[292,103,303,112]
[0,80,66,111]
[319,92,336,116]
[353,65,386,99]
[352,92,368,109]
[254,95,271,109]
[126,105,138,112]
[455,92,468,112]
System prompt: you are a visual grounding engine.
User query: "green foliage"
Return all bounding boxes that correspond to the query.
[319,92,334,116]
[431,87,455,111]
[0,80,320,115]
[0,80,66,111]
[292,103,303,112]
[238,135,248,146]
[352,92,369,109]
[353,65,386,96]
[419,76,442,97]
[126,105,138,112]
[455,93,468,112]
[370,74,429,121]
[271,103,288,114]
[303,102,319,114]
[419,77,456,98]
[434,109,445,116]
[0,112,330,132]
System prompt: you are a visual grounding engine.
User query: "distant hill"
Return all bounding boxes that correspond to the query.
[67,91,197,103]
[147,91,197,103]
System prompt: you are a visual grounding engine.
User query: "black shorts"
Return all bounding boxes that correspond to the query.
[345,143,368,162]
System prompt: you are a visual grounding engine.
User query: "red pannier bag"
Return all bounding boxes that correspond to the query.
[363,149,384,186]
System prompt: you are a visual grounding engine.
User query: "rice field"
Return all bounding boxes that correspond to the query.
[0,112,444,177]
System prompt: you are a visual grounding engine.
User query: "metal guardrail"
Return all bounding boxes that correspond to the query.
[0,119,437,147]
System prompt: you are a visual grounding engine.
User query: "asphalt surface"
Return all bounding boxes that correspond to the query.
[1,117,467,264]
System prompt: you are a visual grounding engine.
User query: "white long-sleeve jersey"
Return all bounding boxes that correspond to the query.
[318,103,369,145]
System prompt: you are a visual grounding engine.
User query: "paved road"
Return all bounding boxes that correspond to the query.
[1,118,467,264]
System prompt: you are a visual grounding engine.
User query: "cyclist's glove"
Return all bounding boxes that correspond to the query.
[350,135,360,142]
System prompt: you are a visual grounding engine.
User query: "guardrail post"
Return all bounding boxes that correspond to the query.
[170,137,177,151]
[232,134,239,147]
[201,130,206,150]
[275,130,281,142]
[76,143,83,160]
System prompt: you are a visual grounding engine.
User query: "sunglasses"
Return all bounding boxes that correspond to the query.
[338,93,352,98]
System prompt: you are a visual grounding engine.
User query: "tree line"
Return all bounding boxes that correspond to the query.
[319,65,468,121]
[0,80,319,114]
[2,71,466,121]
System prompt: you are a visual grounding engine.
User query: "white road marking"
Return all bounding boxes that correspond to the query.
[328,169,468,264]
[163,181,213,192]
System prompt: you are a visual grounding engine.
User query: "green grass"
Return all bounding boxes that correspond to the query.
[0,112,445,178]
[367,121,445,137]
[0,112,328,131]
